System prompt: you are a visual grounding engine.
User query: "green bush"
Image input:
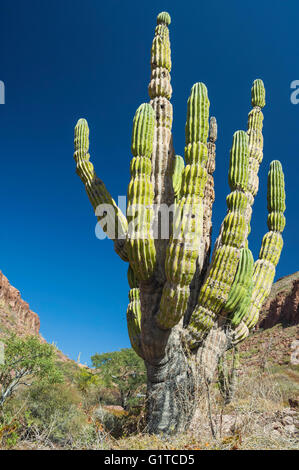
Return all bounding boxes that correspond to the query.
[22,382,88,444]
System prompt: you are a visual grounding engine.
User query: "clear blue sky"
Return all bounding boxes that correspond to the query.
[0,0,298,364]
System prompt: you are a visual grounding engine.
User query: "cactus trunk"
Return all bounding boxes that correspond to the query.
[145,333,196,434]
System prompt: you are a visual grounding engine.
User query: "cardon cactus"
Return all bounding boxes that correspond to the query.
[73,12,286,434]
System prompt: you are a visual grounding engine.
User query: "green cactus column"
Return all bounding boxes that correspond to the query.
[244,79,266,238]
[74,118,128,260]
[233,160,286,343]
[147,11,176,284]
[126,266,143,357]
[149,12,174,209]
[188,130,249,347]
[171,155,185,202]
[156,83,209,329]
[202,116,217,269]
[126,104,156,281]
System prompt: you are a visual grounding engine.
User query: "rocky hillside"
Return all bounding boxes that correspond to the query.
[237,271,299,370]
[258,271,299,329]
[0,271,40,337]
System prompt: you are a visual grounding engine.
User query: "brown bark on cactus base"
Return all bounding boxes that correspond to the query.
[144,323,230,434]
[145,339,196,434]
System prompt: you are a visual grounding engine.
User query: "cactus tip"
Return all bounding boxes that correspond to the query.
[270,160,282,171]
[191,82,208,96]
[157,11,171,26]
[76,118,88,128]
[251,78,266,108]
[135,102,155,117]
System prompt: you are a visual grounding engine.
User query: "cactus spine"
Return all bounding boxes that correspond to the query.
[73,12,287,434]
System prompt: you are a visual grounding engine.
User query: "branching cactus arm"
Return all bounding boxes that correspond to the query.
[233,160,286,343]
[126,104,156,281]
[156,83,210,329]
[74,119,128,261]
[126,266,142,357]
[244,79,266,238]
[188,130,250,347]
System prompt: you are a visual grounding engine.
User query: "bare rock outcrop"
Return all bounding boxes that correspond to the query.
[0,271,40,336]
[258,272,299,329]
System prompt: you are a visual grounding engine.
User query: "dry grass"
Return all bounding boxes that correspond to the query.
[12,361,298,451]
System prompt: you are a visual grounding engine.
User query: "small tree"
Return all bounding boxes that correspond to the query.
[0,334,63,408]
[91,348,146,410]
[75,368,101,394]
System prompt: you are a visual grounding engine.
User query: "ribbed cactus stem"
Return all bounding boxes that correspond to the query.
[225,248,254,327]
[172,155,185,200]
[149,11,174,209]
[126,287,142,357]
[233,160,286,343]
[74,118,128,260]
[251,78,266,108]
[202,116,217,270]
[244,79,266,238]
[188,131,249,347]
[126,104,156,281]
[156,83,209,329]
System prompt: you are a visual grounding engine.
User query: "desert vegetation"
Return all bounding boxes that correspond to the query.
[0,326,298,450]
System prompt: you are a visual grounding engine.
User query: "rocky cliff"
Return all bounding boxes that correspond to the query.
[238,271,299,371]
[0,271,40,337]
[258,271,299,330]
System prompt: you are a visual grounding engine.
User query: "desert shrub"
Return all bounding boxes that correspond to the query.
[93,405,125,438]
[22,381,88,444]
[92,402,147,439]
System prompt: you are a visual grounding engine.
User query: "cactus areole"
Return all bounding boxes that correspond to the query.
[73,13,286,434]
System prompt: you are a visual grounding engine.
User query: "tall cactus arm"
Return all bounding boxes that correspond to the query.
[184,117,217,327]
[149,12,174,208]
[126,104,156,281]
[202,116,217,270]
[233,160,286,344]
[126,288,142,357]
[210,80,265,259]
[148,12,176,284]
[188,130,249,347]
[155,83,210,329]
[74,118,128,261]
[225,247,254,327]
[126,266,143,357]
[244,79,266,238]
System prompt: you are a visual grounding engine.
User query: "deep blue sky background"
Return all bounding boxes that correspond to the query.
[0,0,298,365]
